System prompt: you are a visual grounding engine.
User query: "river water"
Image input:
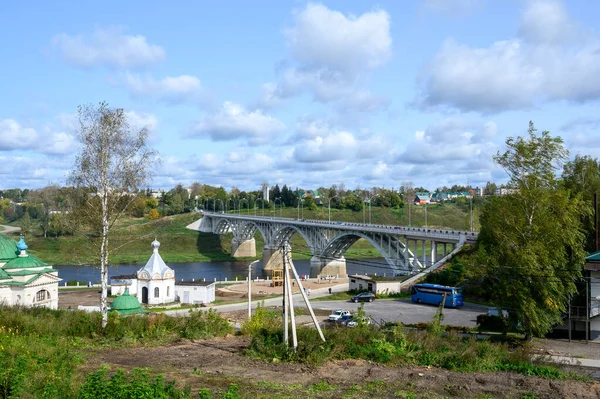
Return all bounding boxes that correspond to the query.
[55,258,393,284]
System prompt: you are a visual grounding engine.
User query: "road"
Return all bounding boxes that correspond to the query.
[165,282,487,328]
[0,225,21,234]
[307,299,487,327]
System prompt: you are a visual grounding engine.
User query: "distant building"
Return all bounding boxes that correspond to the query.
[348,274,404,295]
[414,192,431,205]
[499,187,518,195]
[110,239,215,306]
[0,235,61,309]
[262,182,269,203]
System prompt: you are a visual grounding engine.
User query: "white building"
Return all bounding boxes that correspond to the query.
[348,274,403,295]
[0,235,61,309]
[174,281,216,304]
[111,239,175,305]
[110,239,215,306]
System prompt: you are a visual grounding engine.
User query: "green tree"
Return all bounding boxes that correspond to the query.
[485,181,498,195]
[562,155,600,252]
[473,122,588,339]
[68,102,158,328]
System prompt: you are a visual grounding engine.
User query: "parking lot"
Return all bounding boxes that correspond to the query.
[308,298,488,328]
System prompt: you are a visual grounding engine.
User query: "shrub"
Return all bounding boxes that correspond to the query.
[147,208,160,220]
[180,309,233,339]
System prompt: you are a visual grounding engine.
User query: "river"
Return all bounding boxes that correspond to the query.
[55,258,395,284]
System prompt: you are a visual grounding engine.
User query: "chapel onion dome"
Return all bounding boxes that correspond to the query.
[2,236,50,270]
[17,236,28,256]
[110,288,146,315]
[136,239,174,280]
[0,234,18,262]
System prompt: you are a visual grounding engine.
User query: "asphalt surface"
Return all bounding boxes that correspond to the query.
[307,298,487,327]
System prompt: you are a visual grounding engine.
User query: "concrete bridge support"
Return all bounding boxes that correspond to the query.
[310,255,347,278]
[261,244,294,278]
[231,238,256,258]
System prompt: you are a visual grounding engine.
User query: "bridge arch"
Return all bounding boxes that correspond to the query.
[270,225,321,256]
[321,231,410,273]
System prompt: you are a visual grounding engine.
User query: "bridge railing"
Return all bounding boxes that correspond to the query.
[200,211,478,241]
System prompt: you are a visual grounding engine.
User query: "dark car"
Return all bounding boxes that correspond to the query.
[351,292,376,303]
[335,314,354,326]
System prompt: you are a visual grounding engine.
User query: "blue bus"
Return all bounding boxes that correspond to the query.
[409,283,464,308]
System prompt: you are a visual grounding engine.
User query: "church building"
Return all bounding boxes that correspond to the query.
[111,239,175,305]
[0,235,61,309]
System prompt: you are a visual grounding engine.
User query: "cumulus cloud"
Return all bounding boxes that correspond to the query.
[52,27,165,68]
[416,0,600,112]
[393,119,498,167]
[0,120,38,151]
[120,73,204,104]
[39,131,78,156]
[189,102,285,145]
[294,131,357,163]
[284,3,391,76]
[257,4,391,111]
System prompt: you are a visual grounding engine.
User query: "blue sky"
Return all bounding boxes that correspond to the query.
[1,0,600,191]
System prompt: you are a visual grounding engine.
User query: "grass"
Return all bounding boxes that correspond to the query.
[8,203,475,266]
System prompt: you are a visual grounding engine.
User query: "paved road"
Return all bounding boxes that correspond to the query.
[0,225,20,234]
[165,282,486,328]
[305,299,487,328]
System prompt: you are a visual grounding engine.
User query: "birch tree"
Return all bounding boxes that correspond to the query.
[474,122,588,339]
[68,102,158,328]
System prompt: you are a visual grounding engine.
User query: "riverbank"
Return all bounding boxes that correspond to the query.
[11,211,449,266]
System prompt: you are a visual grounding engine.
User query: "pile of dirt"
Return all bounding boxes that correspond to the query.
[85,336,600,398]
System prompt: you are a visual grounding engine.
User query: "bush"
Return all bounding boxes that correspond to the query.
[180,309,233,339]
[147,208,160,220]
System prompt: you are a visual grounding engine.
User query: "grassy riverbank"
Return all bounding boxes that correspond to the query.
[9,204,474,266]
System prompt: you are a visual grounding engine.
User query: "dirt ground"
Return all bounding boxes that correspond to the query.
[61,287,600,397]
[84,336,600,398]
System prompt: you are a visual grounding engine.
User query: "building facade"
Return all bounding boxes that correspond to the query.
[0,235,61,309]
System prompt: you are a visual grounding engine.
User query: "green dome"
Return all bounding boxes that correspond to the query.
[2,254,48,270]
[110,288,145,315]
[0,234,18,262]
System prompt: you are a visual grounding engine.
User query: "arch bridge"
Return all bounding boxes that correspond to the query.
[188,211,478,278]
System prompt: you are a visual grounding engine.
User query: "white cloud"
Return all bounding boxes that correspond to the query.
[189,102,286,145]
[518,0,575,45]
[394,119,498,166]
[364,161,391,181]
[52,27,165,68]
[257,4,391,111]
[294,131,357,163]
[39,131,78,155]
[0,120,38,151]
[284,3,391,76]
[417,1,600,112]
[125,111,158,131]
[121,73,204,104]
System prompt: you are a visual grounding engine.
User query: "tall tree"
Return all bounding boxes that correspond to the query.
[68,102,158,328]
[562,155,600,252]
[473,122,588,339]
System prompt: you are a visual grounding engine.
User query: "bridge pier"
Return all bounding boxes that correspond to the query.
[310,255,347,278]
[261,244,294,278]
[231,238,256,258]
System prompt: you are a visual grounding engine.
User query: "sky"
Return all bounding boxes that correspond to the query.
[1,0,600,192]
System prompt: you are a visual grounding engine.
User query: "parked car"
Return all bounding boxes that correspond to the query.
[347,316,371,328]
[328,309,351,322]
[351,292,376,303]
[335,314,354,326]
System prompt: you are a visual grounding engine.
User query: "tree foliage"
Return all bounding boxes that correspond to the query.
[473,122,588,338]
[67,102,158,328]
[562,155,600,252]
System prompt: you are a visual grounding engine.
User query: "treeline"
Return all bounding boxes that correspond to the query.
[0,183,405,238]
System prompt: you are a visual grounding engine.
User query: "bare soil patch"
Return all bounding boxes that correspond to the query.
[84,336,600,398]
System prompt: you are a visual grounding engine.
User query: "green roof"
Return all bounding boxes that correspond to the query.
[0,268,12,280]
[0,234,18,262]
[587,250,600,262]
[3,254,48,270]
[6,267,56,276]
[110,289,146,315]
